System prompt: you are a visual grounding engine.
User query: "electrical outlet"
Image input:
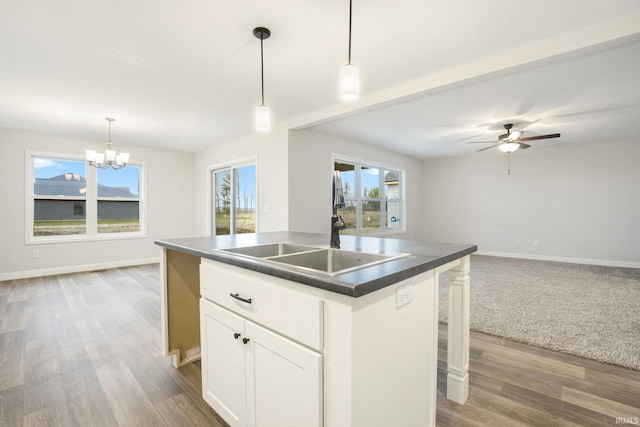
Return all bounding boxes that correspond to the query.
[534,240,539,247]
[33,250,40,258]
[264,204,270,213]
[396,284,412,309]
[516,239,522,246]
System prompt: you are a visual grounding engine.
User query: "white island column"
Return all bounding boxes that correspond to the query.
[446,255,470,403]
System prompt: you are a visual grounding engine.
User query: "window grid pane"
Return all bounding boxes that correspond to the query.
[97,201,140,233]
[234,165,256,234]
[33,200,86,236]
[97,166,140,198]
[214,170,231,236]
[360,165,380,199]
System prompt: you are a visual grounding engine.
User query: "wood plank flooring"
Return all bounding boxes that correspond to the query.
[1,264,639,426]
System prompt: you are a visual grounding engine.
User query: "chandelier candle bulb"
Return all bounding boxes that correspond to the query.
[117,152,129,164]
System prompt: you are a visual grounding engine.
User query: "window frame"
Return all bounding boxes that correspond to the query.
[25,150,146,244]
[333,155,405,236]
[207,157,258,236]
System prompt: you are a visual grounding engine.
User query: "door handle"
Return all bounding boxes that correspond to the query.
[243,337,250,345]
[230,293,252,304]
[234,332,241,339]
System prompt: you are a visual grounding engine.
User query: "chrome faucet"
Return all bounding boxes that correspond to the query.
[331,171,348,248]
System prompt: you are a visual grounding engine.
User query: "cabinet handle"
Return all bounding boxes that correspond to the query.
[234,332,241,339]
[242,337,250,345]
[230,293,252,304]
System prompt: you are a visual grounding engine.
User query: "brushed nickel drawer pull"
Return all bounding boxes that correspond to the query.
[230,293,252,304]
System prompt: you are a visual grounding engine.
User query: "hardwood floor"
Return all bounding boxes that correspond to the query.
[1,264,639,426]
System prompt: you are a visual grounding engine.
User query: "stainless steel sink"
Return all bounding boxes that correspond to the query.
[269,248,397,274]
[217,242,407,276]
[221,242,318,258]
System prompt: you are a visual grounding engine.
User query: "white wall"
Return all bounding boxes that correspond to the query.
[193,128,289,235]
[422,138,640,267]
[0,127,195,280]
[288,128,423,240]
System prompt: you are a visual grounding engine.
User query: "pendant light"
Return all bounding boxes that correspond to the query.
[340,0,359,101]
[86,118,129,170]
[253,27,271,131]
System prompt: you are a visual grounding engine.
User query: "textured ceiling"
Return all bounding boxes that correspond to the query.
[1,0,639,156]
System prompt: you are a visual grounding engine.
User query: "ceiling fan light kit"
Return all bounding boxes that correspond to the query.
[499,142,520,153]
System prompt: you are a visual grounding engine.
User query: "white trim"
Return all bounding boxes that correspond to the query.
[0,257,160,281]
[476,250,640,269]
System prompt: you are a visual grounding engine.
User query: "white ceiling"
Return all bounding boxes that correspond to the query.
[1,1,640,157]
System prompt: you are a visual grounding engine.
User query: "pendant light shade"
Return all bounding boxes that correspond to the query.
[340,64,360,101]
[253,27,271,132]
[340,0,359,101]
[255,104,270,131]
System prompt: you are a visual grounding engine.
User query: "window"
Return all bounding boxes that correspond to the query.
[211,162,256,235]
[27,151,144,242]
[335,159,404,235]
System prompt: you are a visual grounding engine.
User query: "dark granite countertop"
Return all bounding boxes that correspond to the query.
[155,231,477,298]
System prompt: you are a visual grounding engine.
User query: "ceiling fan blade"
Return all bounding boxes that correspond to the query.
[476,144,499,152]
[518,142,531,149]
[467,140,497,144]
[518,133,560,142]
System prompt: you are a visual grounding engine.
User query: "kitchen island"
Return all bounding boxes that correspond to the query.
[156,231,476,427]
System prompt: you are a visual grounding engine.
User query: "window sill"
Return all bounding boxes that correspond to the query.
[26,232,147,245]
[342,229,407,238]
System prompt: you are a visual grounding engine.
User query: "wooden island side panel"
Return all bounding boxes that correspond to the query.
[161,248,202,367]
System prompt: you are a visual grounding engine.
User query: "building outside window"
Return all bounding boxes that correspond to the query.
[27,152,144,242]
[334,159,404,235]
[211,162,256,236]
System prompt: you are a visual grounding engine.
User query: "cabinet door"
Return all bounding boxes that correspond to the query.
[245,321,323,427]
[200,299,247,427]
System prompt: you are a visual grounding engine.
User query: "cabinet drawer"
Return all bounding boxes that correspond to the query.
[200,259,323,352]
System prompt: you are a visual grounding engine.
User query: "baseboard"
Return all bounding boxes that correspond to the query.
[0,257,160,281]
[476,251,640,269]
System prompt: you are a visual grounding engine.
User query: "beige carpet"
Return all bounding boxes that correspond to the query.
[439,255,640,370]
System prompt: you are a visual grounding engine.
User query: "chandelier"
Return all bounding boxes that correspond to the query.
[86,118,129,170]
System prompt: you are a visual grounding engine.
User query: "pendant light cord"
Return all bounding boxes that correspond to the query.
[348,0,353,65]
[260,37,265,106]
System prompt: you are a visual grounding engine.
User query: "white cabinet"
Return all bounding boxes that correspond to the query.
[200,298,322,427]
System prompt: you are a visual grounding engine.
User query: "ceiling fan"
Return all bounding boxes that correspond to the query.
[467,123,561,153]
